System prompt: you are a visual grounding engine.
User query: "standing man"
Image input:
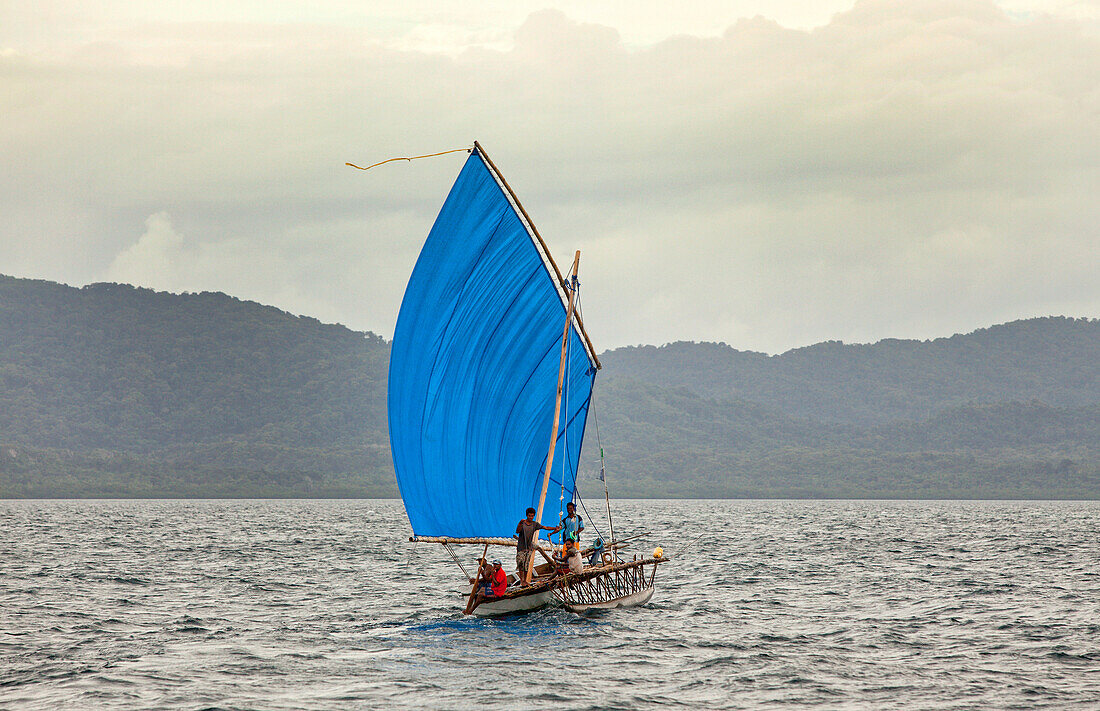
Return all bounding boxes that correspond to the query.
[561,501,585,546]
[516,507,560,585]
[561,501,585,574]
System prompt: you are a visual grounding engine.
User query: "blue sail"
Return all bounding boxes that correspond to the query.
[388,148,598,538]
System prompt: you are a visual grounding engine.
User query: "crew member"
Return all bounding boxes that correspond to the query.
[471,558,494,596]
[561,502,585,574]
[489,559,508,597]
[516,507,560,585]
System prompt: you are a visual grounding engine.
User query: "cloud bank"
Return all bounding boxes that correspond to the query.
[1,0,1097,352]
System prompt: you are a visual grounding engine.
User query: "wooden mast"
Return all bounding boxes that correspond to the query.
[525,250,582,585]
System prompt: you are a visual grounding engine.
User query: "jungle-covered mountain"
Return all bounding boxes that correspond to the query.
[600,318,1100,425]
[1,273,1097,498]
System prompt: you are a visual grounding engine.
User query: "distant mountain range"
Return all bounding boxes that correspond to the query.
[602,318,1100,425]
[1,273,1097,498]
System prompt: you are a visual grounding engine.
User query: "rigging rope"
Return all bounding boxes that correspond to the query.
[576,284,615,552]
[564,279,613,553]
[557,275,571,540]
[345,147,470,172]
[442,543,471,579]
[672,530,708,559]
[552,273,575,548]
[573,491,606,550]
[591,394,614,550]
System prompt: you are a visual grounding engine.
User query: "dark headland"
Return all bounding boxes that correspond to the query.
[1,274,1097,499]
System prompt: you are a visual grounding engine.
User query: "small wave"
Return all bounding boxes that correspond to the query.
[107,576,150,586]
[1047,650,1100,663]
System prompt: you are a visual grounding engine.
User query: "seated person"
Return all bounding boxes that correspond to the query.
[488,559,508,597]
[470,558,494,596]
[562,532,584,574]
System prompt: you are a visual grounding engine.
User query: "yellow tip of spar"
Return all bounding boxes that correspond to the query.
[345,147,470,172]
[653,547,664,559]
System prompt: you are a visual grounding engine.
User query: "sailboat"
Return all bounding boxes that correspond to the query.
[387,141,667,615]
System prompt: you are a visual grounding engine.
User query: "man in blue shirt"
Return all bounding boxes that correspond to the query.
[561,502,585,573]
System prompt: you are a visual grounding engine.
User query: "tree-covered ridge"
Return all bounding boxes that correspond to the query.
[0,275,389,452]
[1,273,1097,498]
[601,317,1100,425]
[585,377,1099,498]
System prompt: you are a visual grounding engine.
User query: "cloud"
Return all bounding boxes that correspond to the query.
[105,211,185,291]
[0,0,1097,352]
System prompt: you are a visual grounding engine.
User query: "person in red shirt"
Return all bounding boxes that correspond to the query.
[488,559,508,597]
[472,558,509,597]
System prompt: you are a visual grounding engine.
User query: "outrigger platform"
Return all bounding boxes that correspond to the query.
[471,557,666,617]
[412,536,668,616]
[378,141,668,615]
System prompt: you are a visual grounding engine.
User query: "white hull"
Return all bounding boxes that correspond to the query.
[470,589,555,616]
[563,584,654,613]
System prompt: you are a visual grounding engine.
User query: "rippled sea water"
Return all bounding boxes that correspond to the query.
[2,499,1099,709]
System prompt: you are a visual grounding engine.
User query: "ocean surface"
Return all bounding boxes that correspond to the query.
[2,499,1099,710]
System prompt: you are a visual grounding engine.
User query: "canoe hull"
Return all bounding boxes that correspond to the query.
[470,589,555,616]
[465,557,667,616]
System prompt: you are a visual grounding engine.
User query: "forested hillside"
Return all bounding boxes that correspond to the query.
[1,274,1097,498]
[0,276,389,450]
[0,275,392,496]
[600,318,1100,425]
[586,381,1099,499]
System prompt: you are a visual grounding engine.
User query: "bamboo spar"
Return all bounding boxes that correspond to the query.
[525,250,581,585]
[472,141,601,370]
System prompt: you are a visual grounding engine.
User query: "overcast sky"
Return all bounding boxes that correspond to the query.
[2,0,1097,353]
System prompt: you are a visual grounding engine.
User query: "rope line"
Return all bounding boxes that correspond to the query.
[577,283,615,552]
[573,490,606,550]
[555,275,612,553]
[553,275,574,547]
[673,531,708,559]
[442,543,471,579]
[565,277,611,553]
[346,147,470,172]
[558,276,571,533]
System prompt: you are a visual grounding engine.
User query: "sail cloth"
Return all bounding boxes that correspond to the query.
[388,149,597,538]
